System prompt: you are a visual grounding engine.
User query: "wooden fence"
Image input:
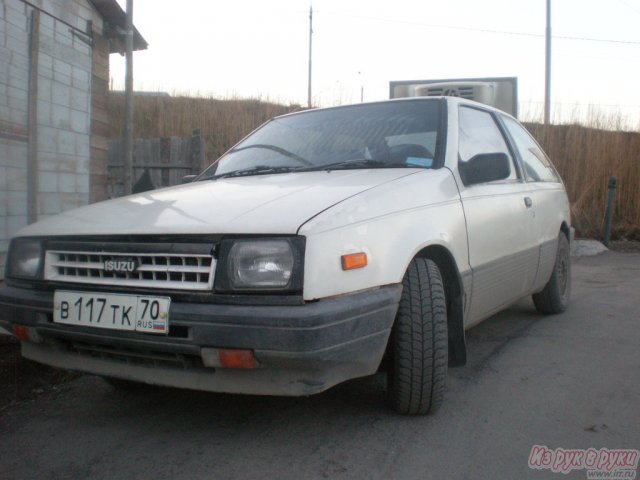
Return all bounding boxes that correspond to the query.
[107,129,206,197]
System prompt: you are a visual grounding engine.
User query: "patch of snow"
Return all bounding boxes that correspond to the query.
[571,239,608,257]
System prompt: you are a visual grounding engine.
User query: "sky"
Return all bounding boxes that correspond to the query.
[110,0,640,126]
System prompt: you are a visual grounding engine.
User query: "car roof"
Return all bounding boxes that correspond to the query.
[274,96,517,122]
[273,97,442,120]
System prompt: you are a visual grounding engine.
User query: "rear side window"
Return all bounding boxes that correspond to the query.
[501,116,560,183]
[458,107,518,181]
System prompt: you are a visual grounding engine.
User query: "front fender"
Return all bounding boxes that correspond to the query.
[299,170,469,300]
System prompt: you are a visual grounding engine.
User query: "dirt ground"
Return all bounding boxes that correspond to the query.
[0,245,639,480]
[0,336,77,411]
[608,239,640,252]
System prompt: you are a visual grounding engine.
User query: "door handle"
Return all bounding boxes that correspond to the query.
[524,197,533,208]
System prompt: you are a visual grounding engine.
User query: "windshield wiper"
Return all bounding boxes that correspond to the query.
[203,158,422,180]
[207,165,298,180]
[230,144,313,166]
[297,159,408,172]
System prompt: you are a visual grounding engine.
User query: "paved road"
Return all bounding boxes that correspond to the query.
[1,252,639,480]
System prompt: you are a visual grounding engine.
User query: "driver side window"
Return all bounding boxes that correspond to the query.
[458,107,518,181]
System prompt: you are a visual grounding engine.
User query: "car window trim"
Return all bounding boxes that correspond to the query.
[433,98,448,169]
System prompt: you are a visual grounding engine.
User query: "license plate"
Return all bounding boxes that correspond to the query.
[53,291,171,334]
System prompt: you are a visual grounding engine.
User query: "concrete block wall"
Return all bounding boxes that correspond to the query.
[36,4,93,221]
[0,0,30,276]
[0,0,108,278]
[26,0,103,34]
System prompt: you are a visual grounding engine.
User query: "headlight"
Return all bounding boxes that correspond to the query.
[216,237,304,292]
[8,239,42,279]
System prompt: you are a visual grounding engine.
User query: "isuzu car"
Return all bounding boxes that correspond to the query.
[0,97,572,414]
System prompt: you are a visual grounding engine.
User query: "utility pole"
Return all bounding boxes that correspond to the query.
[544,0,551,124]
[123,0,134,194]
[307,4,313,109]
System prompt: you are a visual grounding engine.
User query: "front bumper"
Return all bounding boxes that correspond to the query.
[0,284,401,396]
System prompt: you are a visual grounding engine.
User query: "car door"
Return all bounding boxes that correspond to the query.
[456,106,539,326]
[499,114,569,292]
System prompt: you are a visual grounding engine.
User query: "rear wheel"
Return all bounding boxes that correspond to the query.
[533,233,571,314]
[387,258,448,415]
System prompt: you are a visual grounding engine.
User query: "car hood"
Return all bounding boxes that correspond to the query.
[17,169,419,237]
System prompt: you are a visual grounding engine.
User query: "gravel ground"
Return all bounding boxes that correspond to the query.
[1,250,639,479]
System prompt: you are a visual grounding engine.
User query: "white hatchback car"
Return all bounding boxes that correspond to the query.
[1,97,571,414]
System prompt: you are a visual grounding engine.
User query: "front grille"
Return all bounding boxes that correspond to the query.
[44,249,216,291]
[67,341,205,370]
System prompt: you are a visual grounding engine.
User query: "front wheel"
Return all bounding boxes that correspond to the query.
[533,233,571,314]
[387,258,448,415]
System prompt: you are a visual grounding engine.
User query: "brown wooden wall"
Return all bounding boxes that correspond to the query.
[107,132,206,197]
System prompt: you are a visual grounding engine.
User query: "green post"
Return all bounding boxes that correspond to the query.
[603,176,617,247]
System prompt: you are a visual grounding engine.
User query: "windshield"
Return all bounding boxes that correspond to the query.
[199,99,442,179]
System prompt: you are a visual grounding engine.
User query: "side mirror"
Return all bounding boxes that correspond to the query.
[459,152,511,186]
[181,174,197,184]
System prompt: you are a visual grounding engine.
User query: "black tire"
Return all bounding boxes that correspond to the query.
[387,258,448,415]
[533,233,571,314]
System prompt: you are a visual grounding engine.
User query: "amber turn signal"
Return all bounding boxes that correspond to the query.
[341,252,368,270]
[201,348,257,369]
[12,325,30,341]
[218,349,257,369]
